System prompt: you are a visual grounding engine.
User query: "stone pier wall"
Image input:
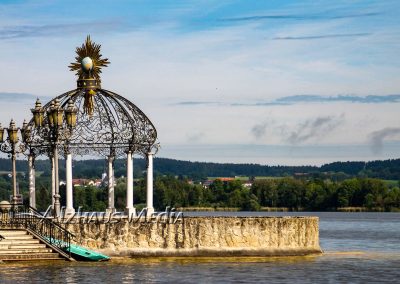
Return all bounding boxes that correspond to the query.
[66,216,321,257]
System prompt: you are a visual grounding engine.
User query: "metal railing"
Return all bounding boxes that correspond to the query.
[0,205,74,257]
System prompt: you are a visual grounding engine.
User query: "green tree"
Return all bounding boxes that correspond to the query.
[336,179,360,207]
[251,179,278,207]
[277,177,305,209]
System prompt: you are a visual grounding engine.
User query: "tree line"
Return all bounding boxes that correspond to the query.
[67,176,400,212]
[1,175,396,212]
[0,157,399,180]
[0,156,399,212]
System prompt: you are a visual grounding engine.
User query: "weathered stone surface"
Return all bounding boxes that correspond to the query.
[66,216,321,257]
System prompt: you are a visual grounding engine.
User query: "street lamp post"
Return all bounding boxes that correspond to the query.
[50,99,63,217]
[30,98,77,217]
[0,119,29,207]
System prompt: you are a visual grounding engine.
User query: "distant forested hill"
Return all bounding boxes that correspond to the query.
[0,157,399,180]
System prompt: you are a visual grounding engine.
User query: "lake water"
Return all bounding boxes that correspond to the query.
[1,212,399,283]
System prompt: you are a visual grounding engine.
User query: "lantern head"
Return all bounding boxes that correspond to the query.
[65,100,78,128]
[31,98,44,127]
[52,99,64,127]
[47,101,55,126]
[7,119,18,144]
[21,119,31,143]
[0,123,4,142]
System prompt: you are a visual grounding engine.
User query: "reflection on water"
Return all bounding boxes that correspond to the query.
[1,212,399,283]
[1,253,399,283]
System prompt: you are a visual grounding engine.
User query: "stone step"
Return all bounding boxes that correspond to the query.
[0,229,68,261]
[0,253,63,261]
[0,230,28,236]
[0,239,40,245]
[0,248,53,254]
[1,235,34,240]
[0,244,47,249]
[0,229,27,233]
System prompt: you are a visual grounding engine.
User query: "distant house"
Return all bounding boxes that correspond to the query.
[202,177,253,189]
[94,179,103,187]
[72,178,88,187]
[202,180,213,188]
[217,177,235,182]
[72,178,106,188]
[243,181,253,188]
[202,177,235,188]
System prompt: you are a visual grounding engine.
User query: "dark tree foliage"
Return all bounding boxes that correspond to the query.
[0,156,399,212]
[0,157,399,180]
[0,172,399,211]
[251,177,400,211]
[320,161,366,175]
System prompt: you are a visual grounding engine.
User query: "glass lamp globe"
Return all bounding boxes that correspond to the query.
[81,57,93,72]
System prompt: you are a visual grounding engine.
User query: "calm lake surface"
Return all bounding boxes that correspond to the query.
[1,212,399,283]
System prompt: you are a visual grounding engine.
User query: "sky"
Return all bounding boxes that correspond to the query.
[0,0,399,166]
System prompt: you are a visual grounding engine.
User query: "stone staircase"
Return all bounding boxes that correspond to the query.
[0,229,65,261]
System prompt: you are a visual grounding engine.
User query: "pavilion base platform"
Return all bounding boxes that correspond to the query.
[66,216,322,257]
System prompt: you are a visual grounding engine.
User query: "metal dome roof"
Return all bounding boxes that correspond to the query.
[26,36,158,158]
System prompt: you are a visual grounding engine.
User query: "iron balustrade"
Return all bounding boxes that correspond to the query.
[0,205,74,257]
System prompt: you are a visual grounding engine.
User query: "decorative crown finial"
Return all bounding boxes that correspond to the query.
[69,35,110,84]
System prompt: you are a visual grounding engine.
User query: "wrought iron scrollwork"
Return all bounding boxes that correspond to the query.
[26,88,158,158]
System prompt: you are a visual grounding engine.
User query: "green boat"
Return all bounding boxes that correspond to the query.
[44,237,110,261]
[66,242,110,261]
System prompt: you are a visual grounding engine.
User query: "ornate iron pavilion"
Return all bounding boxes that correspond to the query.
[21,36,159,217]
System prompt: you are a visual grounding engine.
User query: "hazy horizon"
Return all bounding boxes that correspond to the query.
[0,143,400,167]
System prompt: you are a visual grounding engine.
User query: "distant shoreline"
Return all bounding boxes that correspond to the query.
[177,206,400,212]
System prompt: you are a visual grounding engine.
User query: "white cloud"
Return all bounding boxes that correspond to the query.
[0,2,399,165]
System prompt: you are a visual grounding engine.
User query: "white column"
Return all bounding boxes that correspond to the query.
[65,152,75,215]
[125,151,136,216]
[106,155,115,214]
[28,154,36,209]
[146,152,154,216]
[51,156,55,210]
